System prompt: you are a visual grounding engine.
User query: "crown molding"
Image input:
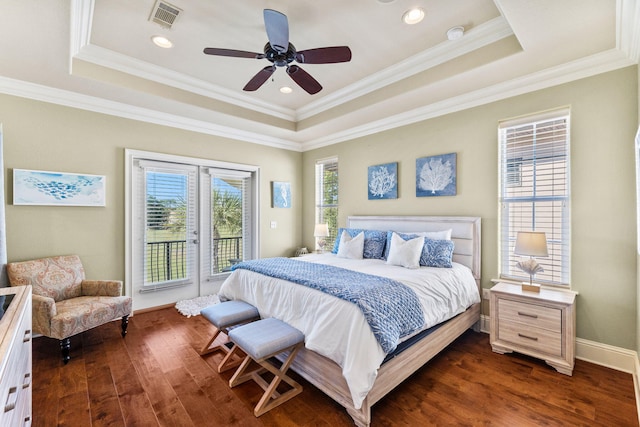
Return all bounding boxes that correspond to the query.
[618,0,640,62]
[301,49,634,151]
[296,16,515,121]
[0,75,302,152]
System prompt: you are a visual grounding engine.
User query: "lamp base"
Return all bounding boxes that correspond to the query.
[521,282,541,293]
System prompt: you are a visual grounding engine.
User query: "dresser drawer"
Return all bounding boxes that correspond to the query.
[497,298,562,333]
[497,322,562,357]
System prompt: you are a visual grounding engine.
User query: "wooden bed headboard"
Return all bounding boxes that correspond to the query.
[347,216,481,281]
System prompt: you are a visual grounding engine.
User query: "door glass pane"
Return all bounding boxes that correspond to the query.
[211,176,246,274]
[145,170,189,284]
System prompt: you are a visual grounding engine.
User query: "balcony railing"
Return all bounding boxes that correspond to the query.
[145,236,242,283]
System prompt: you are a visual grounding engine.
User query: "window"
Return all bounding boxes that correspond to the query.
[498,109,571,286]
[315,157,338,250]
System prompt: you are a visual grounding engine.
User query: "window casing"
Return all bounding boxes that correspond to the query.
[498,109,571,286]
[315,157,338,250]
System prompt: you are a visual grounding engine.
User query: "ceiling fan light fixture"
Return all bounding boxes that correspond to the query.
[402,8,425,25]
[446,26,465,41]
[280,86,293,94]
[151,35,173,48]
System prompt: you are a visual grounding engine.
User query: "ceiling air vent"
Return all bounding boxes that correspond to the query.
[149,0,182,29]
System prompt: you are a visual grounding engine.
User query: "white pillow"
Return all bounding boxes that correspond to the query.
[337,230,364,259]
[386,232,423,269]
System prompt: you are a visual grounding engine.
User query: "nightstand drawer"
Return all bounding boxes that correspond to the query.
[497,323,562,357]
[498,299,562,332]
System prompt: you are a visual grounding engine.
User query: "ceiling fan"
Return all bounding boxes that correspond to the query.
[203,9,352,95]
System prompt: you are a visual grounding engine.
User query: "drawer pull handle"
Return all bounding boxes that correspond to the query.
[518,333,539,341]
[4,386,17,412]
[517,311,538,319]
[23,329,32,343]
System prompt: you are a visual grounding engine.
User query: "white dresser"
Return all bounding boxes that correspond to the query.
[0,285,32,426]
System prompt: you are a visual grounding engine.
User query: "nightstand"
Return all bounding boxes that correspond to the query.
[490,282,576,375]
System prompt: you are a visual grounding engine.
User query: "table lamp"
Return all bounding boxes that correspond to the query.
[514,231,548,292]
[314,223,329,253]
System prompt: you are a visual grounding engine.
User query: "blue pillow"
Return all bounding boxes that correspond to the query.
[331,228,387,259]
[420,238,455,268]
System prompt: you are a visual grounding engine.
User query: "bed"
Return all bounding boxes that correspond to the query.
[218,215,481,426]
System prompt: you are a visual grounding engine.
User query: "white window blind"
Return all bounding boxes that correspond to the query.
[499,109,571,286]
[315,157,339,249]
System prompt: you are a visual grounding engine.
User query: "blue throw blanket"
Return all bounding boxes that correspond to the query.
[232,257,425,354]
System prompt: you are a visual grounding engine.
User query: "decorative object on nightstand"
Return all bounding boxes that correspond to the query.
[490,282,576,375]
[314,223,329,253]
[294,247,309,257]
[514,231,548,292]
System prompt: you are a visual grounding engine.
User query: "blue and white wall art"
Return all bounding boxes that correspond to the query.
[368,162,398,200]
[13,169,106,206]
[416,153,457,197]
[272,181,291,208]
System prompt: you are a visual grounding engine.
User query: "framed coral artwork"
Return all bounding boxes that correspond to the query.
[416,153,457,197]
[13,169,106,206]
[368,162,398,200]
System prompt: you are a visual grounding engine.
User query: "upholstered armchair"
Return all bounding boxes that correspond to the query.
[7,255,132,364]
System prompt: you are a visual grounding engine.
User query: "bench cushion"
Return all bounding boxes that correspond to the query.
[200,300,259,329]
[229,318,304,360]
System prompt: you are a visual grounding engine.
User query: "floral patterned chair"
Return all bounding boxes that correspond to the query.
[7,255,132,364]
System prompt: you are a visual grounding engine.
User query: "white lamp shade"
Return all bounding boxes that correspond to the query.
[514,231,548,257]
[314,223,329,237]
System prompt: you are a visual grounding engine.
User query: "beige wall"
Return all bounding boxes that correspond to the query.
[303,66,639,350]
[0,94,302,283]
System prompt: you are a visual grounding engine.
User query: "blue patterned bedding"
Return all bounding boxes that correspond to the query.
[232,257,425,353]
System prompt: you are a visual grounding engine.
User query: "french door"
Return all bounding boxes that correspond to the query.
[127,150,259,312]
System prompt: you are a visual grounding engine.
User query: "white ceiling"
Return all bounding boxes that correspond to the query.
[0,0,638,151]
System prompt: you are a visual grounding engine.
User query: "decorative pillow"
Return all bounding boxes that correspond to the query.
[337,230,365,259]
[385,232,423,269]
[332,228,387,259]
[420,238,455,268]
[383,229,452,259]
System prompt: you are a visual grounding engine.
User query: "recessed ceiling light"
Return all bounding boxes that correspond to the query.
[151,35,173,48]
[280,86,293,94]
[402,8,425,25]
[446,26,465,41]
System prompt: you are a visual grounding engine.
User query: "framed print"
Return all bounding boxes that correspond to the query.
[368,162,398,199]
[416,153,457,197]
[272,181,291,208]
[13,169,106,206]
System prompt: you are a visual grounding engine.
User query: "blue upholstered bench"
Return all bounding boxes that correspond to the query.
[199,300,260,373]
[227,317,305,417]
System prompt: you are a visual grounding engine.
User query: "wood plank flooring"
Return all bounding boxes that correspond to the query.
[32,307,638,426]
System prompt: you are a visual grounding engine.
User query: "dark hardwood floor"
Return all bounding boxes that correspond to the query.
[33,307,638,426]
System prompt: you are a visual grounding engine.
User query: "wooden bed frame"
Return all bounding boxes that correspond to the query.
[282,216,482,426]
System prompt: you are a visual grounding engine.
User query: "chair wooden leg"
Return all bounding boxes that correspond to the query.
[60,338,71,365]
[121,315,129,338]
[253,344,303,417]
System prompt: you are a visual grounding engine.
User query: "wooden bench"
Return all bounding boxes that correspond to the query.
[227,318,305,417]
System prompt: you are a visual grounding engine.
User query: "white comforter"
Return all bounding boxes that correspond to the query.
[218,253,480,409]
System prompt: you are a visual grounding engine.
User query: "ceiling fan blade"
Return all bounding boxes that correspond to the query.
[203,48,262,59]
[264,9,289,53]
[286,65,322,95]
[243,66,276,91]
[295,46,352,64]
